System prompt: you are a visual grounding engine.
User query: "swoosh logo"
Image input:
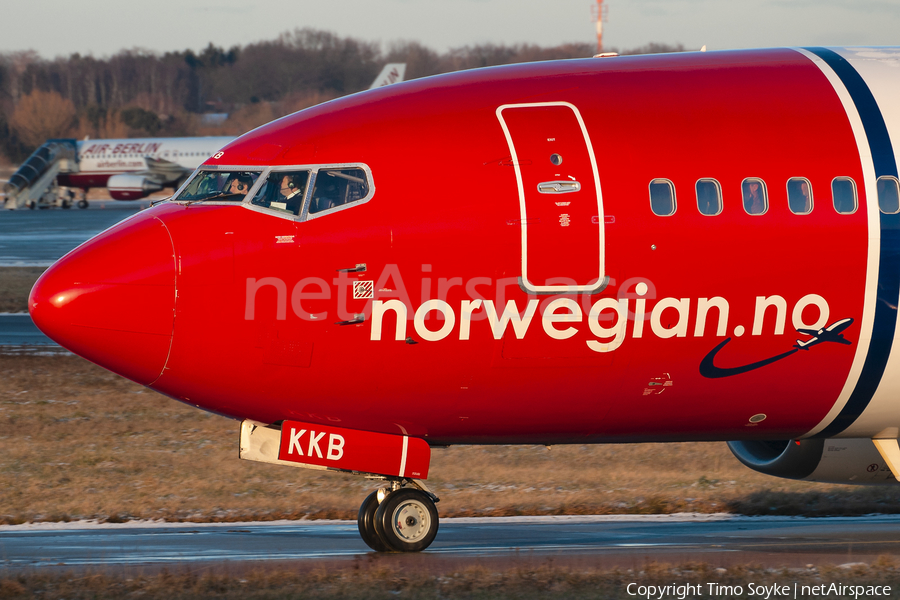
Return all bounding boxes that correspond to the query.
[700,318,855,379]
[699,338,798,379]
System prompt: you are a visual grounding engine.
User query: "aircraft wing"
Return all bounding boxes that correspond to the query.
[145,157,190,184]
[795,327,852,349]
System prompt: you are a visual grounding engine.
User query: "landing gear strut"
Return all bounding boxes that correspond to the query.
[358,480,439,552]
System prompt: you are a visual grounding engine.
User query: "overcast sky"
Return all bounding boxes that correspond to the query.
[3,0,899,59]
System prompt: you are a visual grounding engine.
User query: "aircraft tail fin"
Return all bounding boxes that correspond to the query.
[370,63,407,89]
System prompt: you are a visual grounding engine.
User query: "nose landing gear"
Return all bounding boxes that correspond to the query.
[358,480,439,552]
[358,490,391,552]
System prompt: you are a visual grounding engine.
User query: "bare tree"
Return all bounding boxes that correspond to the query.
[9,89,75,147]
[385,41,442,80]
[618,43,686,56]
[0,32,687,161]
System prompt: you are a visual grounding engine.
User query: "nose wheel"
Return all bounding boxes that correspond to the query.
[357,484,439,552]
[358,490,391,552]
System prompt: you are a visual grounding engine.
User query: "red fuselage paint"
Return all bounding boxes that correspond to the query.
[29,48,891,446]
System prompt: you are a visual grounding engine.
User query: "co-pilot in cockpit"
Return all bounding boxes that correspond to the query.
[250,171,310,215]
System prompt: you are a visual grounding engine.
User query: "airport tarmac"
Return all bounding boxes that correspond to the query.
[0,199,152,347]
[0,200,148,267]
[3,514,900,570]
[0,313,55,346]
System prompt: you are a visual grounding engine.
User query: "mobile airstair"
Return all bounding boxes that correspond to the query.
[3,139,78,209]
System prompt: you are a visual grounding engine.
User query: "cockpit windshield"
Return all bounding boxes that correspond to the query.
[250,170,310,216]
[175,170,261,202]
[171,164,372,217]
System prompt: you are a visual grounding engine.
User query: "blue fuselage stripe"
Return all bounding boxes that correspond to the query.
[806,47,900,437]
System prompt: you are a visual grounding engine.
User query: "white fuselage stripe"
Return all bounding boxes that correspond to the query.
[793,47,881,438]
[399,435,409,477]
[820,48,900,438]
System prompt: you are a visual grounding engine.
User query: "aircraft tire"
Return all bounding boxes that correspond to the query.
[358,490,391,552]
[374,488,439,552]
[77,200,89,209]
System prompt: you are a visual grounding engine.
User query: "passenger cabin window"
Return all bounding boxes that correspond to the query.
[251,170,310,216]
[878,176,900,214]
[787,178,813,214]
[175,170,260,202]
[741,178,767,215]
[649,179,676,216]
[832,177,857,214]
[309,168,369,214]
[696,179,722,216]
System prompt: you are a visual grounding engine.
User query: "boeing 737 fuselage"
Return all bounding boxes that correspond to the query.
[28,47,900,552]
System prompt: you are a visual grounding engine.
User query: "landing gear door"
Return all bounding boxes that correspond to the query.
[497,102,605,294]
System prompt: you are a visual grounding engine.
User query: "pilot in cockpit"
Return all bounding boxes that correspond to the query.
[278,174,305,214]
[225,173,253,196]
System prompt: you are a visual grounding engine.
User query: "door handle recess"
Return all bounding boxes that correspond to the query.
[537,181,581,194]
[337,263,367,273]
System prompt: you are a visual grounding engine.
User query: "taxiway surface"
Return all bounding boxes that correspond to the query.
[0,313,54,346]
[0,201,148,347]
[3,515,900,570]
[0,202,146,266]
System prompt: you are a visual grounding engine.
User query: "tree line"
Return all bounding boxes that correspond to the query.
[0,29,684,163]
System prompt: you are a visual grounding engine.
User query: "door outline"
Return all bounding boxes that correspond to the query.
[496,101,606,294]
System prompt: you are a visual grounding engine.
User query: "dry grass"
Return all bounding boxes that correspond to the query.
[0,267,44,313]
[3,353,900,525]
[1,559,898,599]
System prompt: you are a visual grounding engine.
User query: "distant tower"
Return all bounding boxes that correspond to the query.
[594,0,608,54]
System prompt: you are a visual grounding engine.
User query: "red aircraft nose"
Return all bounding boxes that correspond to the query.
[29,212,176,385]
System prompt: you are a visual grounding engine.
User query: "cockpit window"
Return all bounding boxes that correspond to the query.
[175,170,261,202]
[250,170,310,216]
[309,168,369,214]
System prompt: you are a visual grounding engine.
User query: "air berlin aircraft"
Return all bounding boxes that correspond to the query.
[3,64,405,209]
[28,47,900,552]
